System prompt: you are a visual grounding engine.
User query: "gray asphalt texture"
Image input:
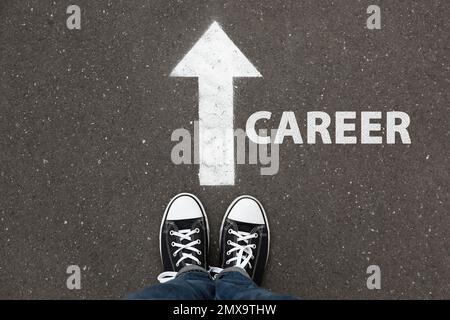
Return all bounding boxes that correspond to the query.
[0,0,449,299]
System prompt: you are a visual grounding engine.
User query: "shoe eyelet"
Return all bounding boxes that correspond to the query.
[226,251,230,256]
[251,244,256,249]
[226,240,231,245]
[176,262,179,267]
[173,252,177,257]
[225,260,230,265]
[197,239,201,244]
[227,229,232,234]
[169,230,174,236]
[194,228,200,233]
[197,250,202,255]
[171,241,175,247]
[253,233,258,238]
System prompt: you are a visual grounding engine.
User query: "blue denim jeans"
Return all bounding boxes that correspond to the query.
[128,266,298,300]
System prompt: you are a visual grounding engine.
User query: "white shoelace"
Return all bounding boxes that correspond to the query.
[224,229,257,269]
[209,229,257,278]
[157,228,201,283]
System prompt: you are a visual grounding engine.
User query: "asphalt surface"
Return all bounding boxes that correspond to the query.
[0,0,449,299]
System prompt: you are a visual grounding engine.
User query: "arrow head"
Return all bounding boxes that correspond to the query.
[171,21,262,78]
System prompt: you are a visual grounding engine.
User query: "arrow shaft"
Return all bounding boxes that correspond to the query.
[198,76,234,185]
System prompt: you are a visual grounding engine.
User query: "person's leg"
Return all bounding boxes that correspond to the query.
[128,265,214,299]
[214,267,297,300]
[215,195,298,300]
[128,193,213,299]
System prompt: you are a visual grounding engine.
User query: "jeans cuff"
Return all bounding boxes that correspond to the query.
[216,266,251,279]
[176,265,208,277]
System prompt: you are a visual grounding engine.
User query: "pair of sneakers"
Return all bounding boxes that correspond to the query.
[158,193,270,285]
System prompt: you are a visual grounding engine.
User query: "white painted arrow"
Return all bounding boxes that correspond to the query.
[171,21,262,186]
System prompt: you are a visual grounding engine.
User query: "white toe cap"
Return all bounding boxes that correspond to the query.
[227,197,266,225]
[166,194,204,220]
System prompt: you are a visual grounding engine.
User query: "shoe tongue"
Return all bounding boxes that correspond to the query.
[169,218,203,267]
[228,219,258,234]
[169,218,201,231]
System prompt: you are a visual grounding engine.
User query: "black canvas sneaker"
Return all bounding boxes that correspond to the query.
[158,193,209,283]
[218,195,270,285]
